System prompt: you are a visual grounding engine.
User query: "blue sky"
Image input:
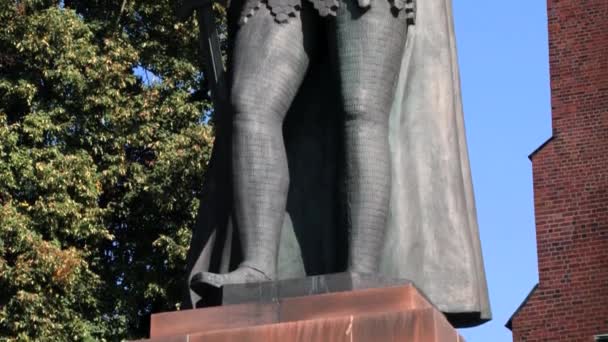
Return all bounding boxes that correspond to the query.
[453,0,551,341]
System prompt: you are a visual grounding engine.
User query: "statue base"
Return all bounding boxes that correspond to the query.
[138,273,464,341]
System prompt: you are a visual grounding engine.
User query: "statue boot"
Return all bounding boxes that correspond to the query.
[191,117,289,289]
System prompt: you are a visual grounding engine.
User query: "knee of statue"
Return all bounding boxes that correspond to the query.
[230,83,287,126]
[342,98,391,128]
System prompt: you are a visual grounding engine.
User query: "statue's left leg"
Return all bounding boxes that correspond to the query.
[329,0,408,273]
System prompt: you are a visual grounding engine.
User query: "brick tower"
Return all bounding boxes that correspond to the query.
[506,0,608,341]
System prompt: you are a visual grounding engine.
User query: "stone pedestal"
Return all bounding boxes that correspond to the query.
[140,273,464,341]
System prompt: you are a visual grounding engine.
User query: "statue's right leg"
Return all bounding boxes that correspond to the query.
[329,0,408,274]
[192,5,316,288]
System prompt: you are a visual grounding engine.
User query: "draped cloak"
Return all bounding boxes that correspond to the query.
[183,0,491,327]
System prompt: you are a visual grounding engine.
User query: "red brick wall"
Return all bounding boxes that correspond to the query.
[509,0,608,341]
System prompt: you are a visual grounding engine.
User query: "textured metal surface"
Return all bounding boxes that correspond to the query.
[222,272,413,305]
[189,2,319,290]
[240,0,415,24]
[330,0,408,273]
[183,0,492,326]
[229,3,313,283]
[193,0,408,286]
[310,0,339,18]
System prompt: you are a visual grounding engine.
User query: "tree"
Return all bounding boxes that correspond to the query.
[0,0,217,340]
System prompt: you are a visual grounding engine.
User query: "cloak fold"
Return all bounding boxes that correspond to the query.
[184,0,491,327]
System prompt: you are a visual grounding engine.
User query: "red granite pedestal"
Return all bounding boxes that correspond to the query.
[140,281,464,342]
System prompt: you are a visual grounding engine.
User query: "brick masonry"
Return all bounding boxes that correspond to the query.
[508,0,608,341]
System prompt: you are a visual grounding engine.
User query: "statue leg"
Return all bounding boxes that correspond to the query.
[329,0,408,273]
[192,6,317,288]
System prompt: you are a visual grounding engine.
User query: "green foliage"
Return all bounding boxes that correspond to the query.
[0,1,216,340]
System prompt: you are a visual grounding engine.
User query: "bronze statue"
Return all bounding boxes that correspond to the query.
[181,0,491,327]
